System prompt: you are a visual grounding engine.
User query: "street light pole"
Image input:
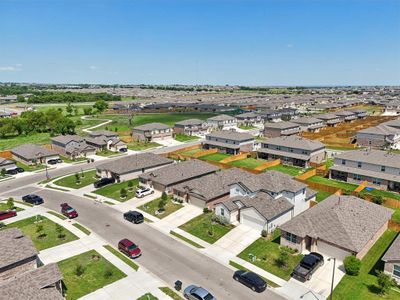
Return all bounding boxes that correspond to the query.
[328,257,336,300]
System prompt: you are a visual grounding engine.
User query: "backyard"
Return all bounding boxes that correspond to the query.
[359,188,400,201]
[199,152,231,162]
[267,164,306,176]
[179,212,234,244]
[93,179,139,201]
[307,175,359,191]
[333,230,399,300]
[53,170,98,189]
[58,250,126,300]
[228,158,267,169]
[138,196,183,219]
[3,216,78,250]
[315,190,333,202]
[179,148,203,156]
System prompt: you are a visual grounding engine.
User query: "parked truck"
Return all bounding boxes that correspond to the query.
[291,252,324,282]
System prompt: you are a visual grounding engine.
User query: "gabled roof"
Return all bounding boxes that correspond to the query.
[334,110,356,116]
[236,112,259,118]
[0,157,15,166]
[334,149,400,169]
[263,121,300,130]
[280,195,393,252]
[51,134,85,145]
[357,124,400,136]
[292,117,324,125]
[206,130,254,142]
[207,114,236,121]
[262,135,325,151]
[11,144,58,160]
[133,122,170,131]
[174,119,204,126]
[382,234,400,262]
[89,130,118,137]
[316,113,340,120]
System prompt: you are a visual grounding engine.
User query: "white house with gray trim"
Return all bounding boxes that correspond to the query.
[382,234,400,284]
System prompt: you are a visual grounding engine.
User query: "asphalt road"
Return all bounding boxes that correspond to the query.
[5,187,286,300]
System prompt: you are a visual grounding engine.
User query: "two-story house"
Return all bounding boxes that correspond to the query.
[350,109,368,119]
[329,149,400,192]
[316,113,342,127]
[202,131,255,154]
[235,112,263,126]
[132,122,172,142]
[86,130,127,152]
[263,122,301,138]
[356,124,400,149]
[258,135,326,168]
[173,119,208,136]
[206,114,237,130]
[51,135,96,159]
[292,117,325,133]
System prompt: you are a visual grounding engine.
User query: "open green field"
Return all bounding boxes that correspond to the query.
[307,175,359,191]
[94,179,139,201]
[0,132,51,151]
[58,250,126,300]
[174,134,199,142]
[138,197,183,219]
[179,212,234,244]
[3,216,78,251]
[333,230,399,300]
[266,164,305,176]
[228,158,266,169]
[199,152,231,162]
[54,170,97,189]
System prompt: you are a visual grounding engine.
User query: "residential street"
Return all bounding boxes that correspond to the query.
[2,187,286,300]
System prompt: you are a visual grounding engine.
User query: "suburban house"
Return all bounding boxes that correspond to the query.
[0,158,16,171]
[350,109,368,119]
[329,149,400,192]
[263,122,301,138]
[356,124,400,149]
[0,228,38,282]
[280,195,393,260]
[51,135,96,159]
[334,110,357,122]
[11,144,59,165]
[258,135,326,168]
[172,168,249,208]
[139,159,219,193]
[96,153,173,181]
[292,117,325,133]
[384,100,400,115]
[132,123,172,142]
[215,170,315,233]
[235,112,263,126]
[86,130,127,152]
[202,131,255,154]
[258,108,298,122]
[382,234,400,284]
[173,119,208,136]
[315,113,341,127]
[206,114,237,130]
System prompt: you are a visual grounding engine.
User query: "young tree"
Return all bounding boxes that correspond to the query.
[161,192,168,202]
[75,264,85,277]
[372,195,384,205]
[6,197,14,210]
[276,250,289,268]
[127,180,134,191]
[93,100,108,114]
[83,107,92,115]
[55,223,65,239]
[158,195,167,211]
[36,224,44,238]
[66,102,73,116]
[343,255,361,276]
[75,173,80,184]
[376,270,396,295]
[1,168,6,177]
[120,188,127,199]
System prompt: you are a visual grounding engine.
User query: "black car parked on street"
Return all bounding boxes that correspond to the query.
[22,194,44,205]
[233,270,267,293]
[123,211,144,224]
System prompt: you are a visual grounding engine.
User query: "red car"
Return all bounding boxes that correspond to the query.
[60,203,78,219]
[0,210,17,221]
[118,239,142,258]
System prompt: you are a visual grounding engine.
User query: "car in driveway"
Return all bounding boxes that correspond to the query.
[93,177,115,188]
[118,238,142,258]
[135,186,154,198]
[292,252,324,282]
[16,167,24,173]
[233,270,267,293]
[6,169,18,175]
[183,285,216,300]
[60,203,78,219]
[119,148,127,153]
[22,194,44,205]
[123,211,144,224]
[47,159,58,165]
[0,210,17,221]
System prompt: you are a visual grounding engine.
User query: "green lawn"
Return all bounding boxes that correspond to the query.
[238,124,256,130]
[3,216,78,251]
[54,170,98,189]
[137,293,158,300]
[72,223,91,235]
[359,188,400,201]
[199,152,231,162]
[392,208,400,223]
[180,148,203,156]
[179,212,234,244]
[58,250,126,300]
[94,179,139,202]
[127,141,161,151]
[15,161,46,172]
[315,190,333,202]
[0,201,24,212]
[47,211,67,220]
[174,134,199,142]
[95,149,121,157]
[103,245,139,271]
[159,287,184,300]
[333,230,399,300]
[238,237,304,281]
[0,132,51,151]
[307,175,358,191]
[267,164,305,176]
[138,197,183,219]
[228,158,266,169]
[60,155,87,164]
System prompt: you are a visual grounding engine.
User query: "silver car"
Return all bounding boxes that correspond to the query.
[183,285,216,300]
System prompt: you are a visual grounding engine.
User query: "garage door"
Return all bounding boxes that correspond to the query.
[240,214,265,231]
[317,241,351,261]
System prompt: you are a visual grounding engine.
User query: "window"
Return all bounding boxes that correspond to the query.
[373,178,381,185]
[342,159,346,165]
[394,265,400,278]
[290,148,293,152]
[358,162,362,168]
[381,166,386,172]
[220,208,225,216]
[285,232,297,243]
[277,146,281,150]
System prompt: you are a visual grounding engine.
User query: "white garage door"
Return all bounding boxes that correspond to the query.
[240,214,265,231]
[317,241,351,261]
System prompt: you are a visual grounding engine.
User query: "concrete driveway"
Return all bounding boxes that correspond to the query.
[155,137,183,147]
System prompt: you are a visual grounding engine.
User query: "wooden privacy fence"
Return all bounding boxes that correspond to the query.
[192,148,218,158]
[220,152,249,164]
[0,151,12,159]
[174,144,201,154]
[389,220,400,232]
[296,168,317,181]
[255,159,281,171]
[297,178,344,195]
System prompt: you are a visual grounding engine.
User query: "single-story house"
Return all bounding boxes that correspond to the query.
[0,158,16,171]
[263,122,300,138]
[11,144,59,166]
[334,110,357,122]
[132,123,172,142]
[280,195,393,260]
[202,131,255,154]
[139,159,219,193]
[315,113,341,127]
[173,119,208,136]
[96,152,173,181]
[86,130,127,152]
[382,234,400,284]
[207,114,237,130]
[51,135,96,159]
[292,117,325,133]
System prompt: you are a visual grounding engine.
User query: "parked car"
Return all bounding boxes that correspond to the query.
[233,270,267,293]
[16,167,24,173]
[119,148,128,153]
[93,177,115,188]
[123,211,144,224]
[56,158,63,163]
[6,169,18,175]
[118,238,142,258]
[292,252,324,282]
[60,203,78,219]
[47,159,58,165]
[0,210,17,221]
[183,285,216,300]
[22,194,44,205]
[135,186,154,198]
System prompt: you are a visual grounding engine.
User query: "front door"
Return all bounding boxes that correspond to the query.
[305,236,312,251]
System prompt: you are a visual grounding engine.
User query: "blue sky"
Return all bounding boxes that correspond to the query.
[0,0,399,85]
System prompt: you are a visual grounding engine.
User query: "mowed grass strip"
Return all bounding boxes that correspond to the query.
[159,287,184,300]
[199,152,231,161]
[179,212,234,244]
[47,211,67,220]
[93,179,139,202]
[103,245,139,271]
[174,134,199,142]
[170,230,205,249]
[54,170,97,189]
[138,197,183,219]
[58,250,126,300]
[72,223,91,235]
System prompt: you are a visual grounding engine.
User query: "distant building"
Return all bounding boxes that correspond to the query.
[292,117,325,133]
[207,114,237,130]
[173,119,208,136]
[315,113,341,127]
[235,112,263,126]
[356,124,400,149]
[0,158,16,171]
[202,131,255,154]
[334,110,357,122]
[51,135,96,159]
[86,130,127,152]
[263,122,301,138]
[132,123,172,142]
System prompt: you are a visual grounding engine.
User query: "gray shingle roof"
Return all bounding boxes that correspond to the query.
[0,158,15,167]
[334,149,400,169]
[316,113,340,121]
[174,119,204,126]
[11,144,58,160]
[89,130,118,137]
[357,124,399,135]
[207,114,236,121]
[382,234,400,262]
[262,135,325,151]
[280,195,393,252]
[51,134,85,145]
[335,110,356,116]
[140,159,219,187]
[236,112,259,119]
[292,117,324,125]
[263,122,300,130]
[0,228,38,269]
[97,153,173,175]
[133,122,170,131]
[206,130,254,142]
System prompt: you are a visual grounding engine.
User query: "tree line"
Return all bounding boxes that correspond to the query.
[26,91,121,103]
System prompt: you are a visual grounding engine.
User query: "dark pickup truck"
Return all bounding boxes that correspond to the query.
[291,252,324,282]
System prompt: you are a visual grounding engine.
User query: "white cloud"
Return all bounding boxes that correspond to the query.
[15,63,22,67]
[0,66,17,71]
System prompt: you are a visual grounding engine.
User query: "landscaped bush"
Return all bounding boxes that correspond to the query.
[261,229,268,238]
[75,264,85,276]
[343,255,361,276]
[203,207,210,214]
[372,195,384,205]
[280,245,298,254]
[211,214,228,226]
[275,250,289,268]
[376,270,397,295]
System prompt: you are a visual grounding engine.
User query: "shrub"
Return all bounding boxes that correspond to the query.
[104,268,113,279]
[161,192,168,202]
[275,250,289,268]
[0,168,6,177]
[55,223,65,239]
[372,195,384,205]
[127,180,134,191]
[7,197,14,210]
[75,264,85,277]
[0,222,5,228]
[343,255,361,276]
[120,188,127,199]
[203,207,210,214]
[261,230,268,238]
[376,270,396,295]
[75,173,80,183]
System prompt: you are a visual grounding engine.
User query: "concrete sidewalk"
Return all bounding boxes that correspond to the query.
[152,205,202,234]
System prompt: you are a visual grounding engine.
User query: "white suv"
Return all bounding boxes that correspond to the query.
[135,186,154,198]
